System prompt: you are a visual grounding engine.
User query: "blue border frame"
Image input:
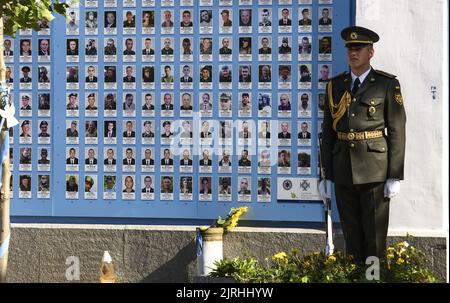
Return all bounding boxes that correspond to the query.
[10,0,356,224]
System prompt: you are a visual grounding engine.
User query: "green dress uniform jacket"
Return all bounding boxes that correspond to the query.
[322,68,406,186]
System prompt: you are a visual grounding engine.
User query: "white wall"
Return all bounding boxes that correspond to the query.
[356,0,447,233]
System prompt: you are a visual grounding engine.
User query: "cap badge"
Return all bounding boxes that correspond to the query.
[350,32,358,40]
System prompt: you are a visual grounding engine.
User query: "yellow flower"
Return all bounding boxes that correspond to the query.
[272,252,289,264]
[396,258,405,265]
[387,253,395,260]
[325,255,337,265]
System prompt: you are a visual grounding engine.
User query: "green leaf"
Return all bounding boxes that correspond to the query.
[216,218,226,226]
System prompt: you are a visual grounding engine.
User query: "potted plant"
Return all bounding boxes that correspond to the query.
[196,207,248,277]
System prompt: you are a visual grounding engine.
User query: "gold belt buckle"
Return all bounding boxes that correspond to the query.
[347,132,355,140]
[364,131,370,139]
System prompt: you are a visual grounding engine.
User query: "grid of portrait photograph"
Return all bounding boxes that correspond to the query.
[5,9,53,199]
[7,0,335,205]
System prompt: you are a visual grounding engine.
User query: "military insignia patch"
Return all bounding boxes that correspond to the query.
[395,93,403,105]
[283,179,292,190]
[300,180,310,191]
[395,86,404,105]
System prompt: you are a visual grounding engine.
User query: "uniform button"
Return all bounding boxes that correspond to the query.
[349,129,354,132]
[350,143,355,148]
[352,98,357,103]
[381,147,385,151]
[350,113,355,117]
[370,100,375,105]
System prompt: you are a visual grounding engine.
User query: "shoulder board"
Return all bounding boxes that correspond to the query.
[374,70,396,79]
[329,71,348,81]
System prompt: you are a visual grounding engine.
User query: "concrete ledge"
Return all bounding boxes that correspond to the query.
[6,225,447,283]
[11,223,447,237]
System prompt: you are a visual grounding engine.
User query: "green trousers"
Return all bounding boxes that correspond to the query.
[335,182,390,263]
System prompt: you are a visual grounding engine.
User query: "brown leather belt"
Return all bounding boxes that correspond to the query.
[337,130,383,141]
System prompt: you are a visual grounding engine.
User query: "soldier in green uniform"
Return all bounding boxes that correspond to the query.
[319,26,406,263]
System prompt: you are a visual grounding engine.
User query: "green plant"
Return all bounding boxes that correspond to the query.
[381,240,437,283]
[1,0,71,37]
[209,238,438,283]
[210,258,270,283]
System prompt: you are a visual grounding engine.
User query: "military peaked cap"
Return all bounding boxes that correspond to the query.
[341,26,379,47]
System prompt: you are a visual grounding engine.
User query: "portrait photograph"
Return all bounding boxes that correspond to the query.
[85,11,98,35]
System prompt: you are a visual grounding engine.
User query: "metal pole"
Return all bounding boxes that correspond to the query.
[318,133,334,256]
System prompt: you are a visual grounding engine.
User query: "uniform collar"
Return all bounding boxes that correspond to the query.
[351,67,372,86]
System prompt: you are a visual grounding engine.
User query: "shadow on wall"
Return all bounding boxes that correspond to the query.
[140,240,196,283]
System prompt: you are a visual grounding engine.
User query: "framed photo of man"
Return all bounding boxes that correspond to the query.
[122,175,136,200]
[318,7,333,32]
[142,66,155,89]
[180,37,193,61]
[103,147,117,172]
[278,8,292,33]
[122,37,136,62]
[38,38,51,62]
[180,9,194,34]
[219,37,232,61]
[199,176,212,201]
[257,177,271,202]
[318,36,332,61]
[37,174,51,199]
[103,175,117,200]
[142,93,155,117]
[218,177,232,202]
[277,149,291,174]
[84,147,98,172]
[84,175,98,200]
[104,11,117,35]
[219,9,233,34]
[141,120,155,145]
[298,35,312,61]
[297,149,312,175]
[199,148,213,174]
[238,176,251,202]
[297,121,312,147]
[179,148,193,173]
[20,65,32,90]
[104,38,117,62]
[141,175,155,201]
[258,8,272,33]
[298,92,312,118]
[141,147,155,173]
[298,7,312,33]
[122,147,136,172]
[141,37,155,62]
[85,11,99,35]
[104,92,117,117]
[122,10,136,35]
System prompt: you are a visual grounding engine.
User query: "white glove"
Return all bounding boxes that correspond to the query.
[319,180,333,201]
[384,179,400,198]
